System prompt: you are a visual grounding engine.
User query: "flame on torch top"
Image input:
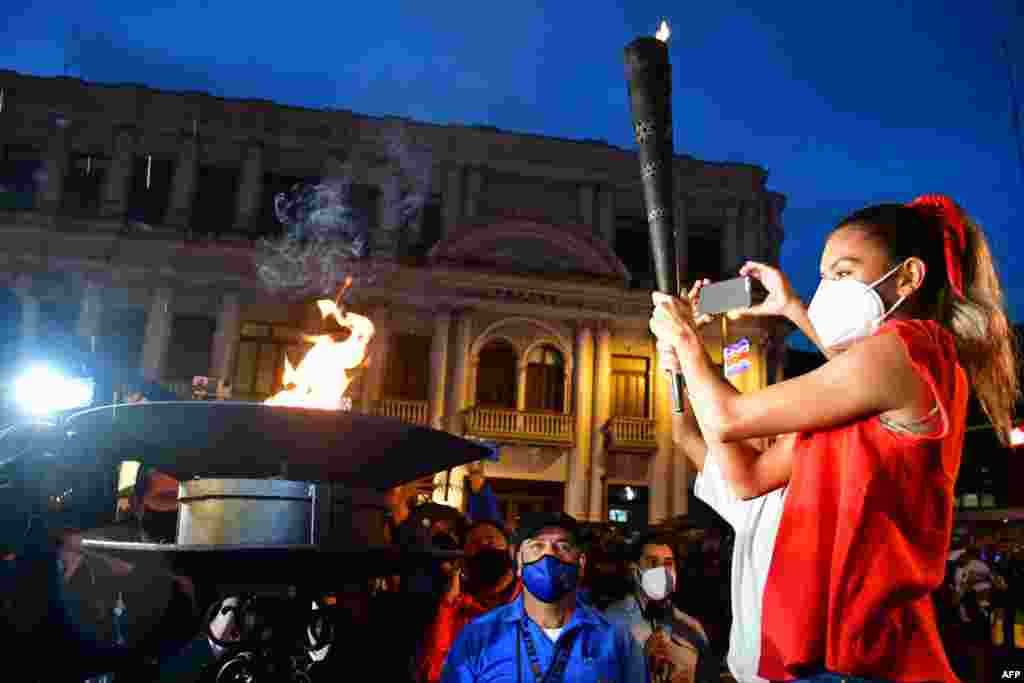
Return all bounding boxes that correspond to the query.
[655,20,671,42]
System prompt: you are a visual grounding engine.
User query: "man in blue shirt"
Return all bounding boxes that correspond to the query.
[441,512,649,683]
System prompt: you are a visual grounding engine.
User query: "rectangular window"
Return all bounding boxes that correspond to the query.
[0,144,43,210]
[524,347,566,413]
[164,315,216,381]
[525,364,565,412]
[383,334,431,401]
[258,172,316,238]
[688,233,724,282]
[61,153,109,217]
[614,216,655,290]
[126,154,175,226]
[232,323,311,402]
[610,355,650,418]
[350,183,380,234]
[192,165,240,235]
[410,197,442,257]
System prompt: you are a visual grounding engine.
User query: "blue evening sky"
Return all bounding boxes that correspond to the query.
[2,1,1022,346]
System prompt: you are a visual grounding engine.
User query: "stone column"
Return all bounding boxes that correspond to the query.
[649,345,673,524]
[588,324,612,522]
[445,311,473,433]
[578,184,595,231]
[360,316,391,414]
[76,278,104,351]
[38,118,70,216]
[464,166,483,219]
[722,204,742,278]
[165,135,199,228]
[141,287,174,381]
[598,185,616,248]
[563,370,573,415]
[209,292,241,388]
[566,324,594,519]
[427,310,451,430]
[14,274,39,359]
[234,141,264,232]
[442,164,463,239]
[100,125,136,220]
[516,361,529,411]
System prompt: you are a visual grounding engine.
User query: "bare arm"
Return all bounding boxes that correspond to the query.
[661,346,771,486]
[652,296,928,499]
[667,374,706,472]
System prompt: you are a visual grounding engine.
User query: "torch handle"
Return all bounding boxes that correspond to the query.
[670,372,686,415]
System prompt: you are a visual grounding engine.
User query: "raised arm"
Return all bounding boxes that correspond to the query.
[661,343,787,498]
[651,294,928,498]
[660,343,707,473]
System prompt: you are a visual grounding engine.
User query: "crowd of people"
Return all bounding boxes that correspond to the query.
[931,542,1024,682]
[5,193,1023,683]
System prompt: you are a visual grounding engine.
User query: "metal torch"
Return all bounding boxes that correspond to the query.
[624,21,686,413]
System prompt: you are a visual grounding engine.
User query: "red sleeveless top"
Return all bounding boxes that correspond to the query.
[758,320,968,683]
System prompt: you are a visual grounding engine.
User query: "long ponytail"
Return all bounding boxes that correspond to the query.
[837,197,1020,444]
[946,216,1020,443]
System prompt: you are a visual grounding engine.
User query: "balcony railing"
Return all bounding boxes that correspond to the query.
[375,398,429,426]
[464,407,574,446]
[609,416,657,450]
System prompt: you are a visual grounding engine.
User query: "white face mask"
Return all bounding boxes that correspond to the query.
[638,566,676,602]
[807,261,908,350]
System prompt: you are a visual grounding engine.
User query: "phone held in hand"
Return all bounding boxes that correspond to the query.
[695,276,768,317]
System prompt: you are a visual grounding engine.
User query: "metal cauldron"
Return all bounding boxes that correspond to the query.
[177,479,316,546]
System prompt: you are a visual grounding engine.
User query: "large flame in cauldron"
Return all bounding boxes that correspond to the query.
[263,299,374,410]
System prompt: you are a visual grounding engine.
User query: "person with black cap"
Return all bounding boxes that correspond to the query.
[440,511,648,683]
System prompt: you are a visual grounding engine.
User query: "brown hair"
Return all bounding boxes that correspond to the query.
[835,201,1020,443]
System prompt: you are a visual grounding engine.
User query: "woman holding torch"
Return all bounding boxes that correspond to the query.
[650,195,1019,683]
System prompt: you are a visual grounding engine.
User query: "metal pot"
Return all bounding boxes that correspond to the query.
[177,479,315,546]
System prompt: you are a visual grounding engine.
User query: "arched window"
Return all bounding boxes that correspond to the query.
[476,340,518,409]
[525,345,565,412]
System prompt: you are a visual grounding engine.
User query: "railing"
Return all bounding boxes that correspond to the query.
[609,416,657,450]
[464,407,574,446]
[375,399,429,426]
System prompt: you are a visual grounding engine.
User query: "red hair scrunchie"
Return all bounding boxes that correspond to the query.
[907,194,967,299]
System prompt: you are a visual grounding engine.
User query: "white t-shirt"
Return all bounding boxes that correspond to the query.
[543,626,565,642]
[693,451,787,683]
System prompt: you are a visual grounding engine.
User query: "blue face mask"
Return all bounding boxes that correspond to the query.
[521,555,579,603]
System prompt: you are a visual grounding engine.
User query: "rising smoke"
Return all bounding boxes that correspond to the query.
[256,126,434,300]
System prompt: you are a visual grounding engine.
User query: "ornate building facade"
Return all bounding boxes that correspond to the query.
[0,69,787,525]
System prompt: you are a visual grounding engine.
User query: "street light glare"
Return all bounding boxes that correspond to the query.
[13,365,94,415]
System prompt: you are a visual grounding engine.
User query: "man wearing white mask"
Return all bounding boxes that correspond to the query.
[605,534,718,683]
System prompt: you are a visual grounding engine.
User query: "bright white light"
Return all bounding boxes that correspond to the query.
[624,486,637,501]
[13,365,94,415]
[1011,426,1024,447]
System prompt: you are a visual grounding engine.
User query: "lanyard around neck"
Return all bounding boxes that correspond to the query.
[518,619,578,683]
